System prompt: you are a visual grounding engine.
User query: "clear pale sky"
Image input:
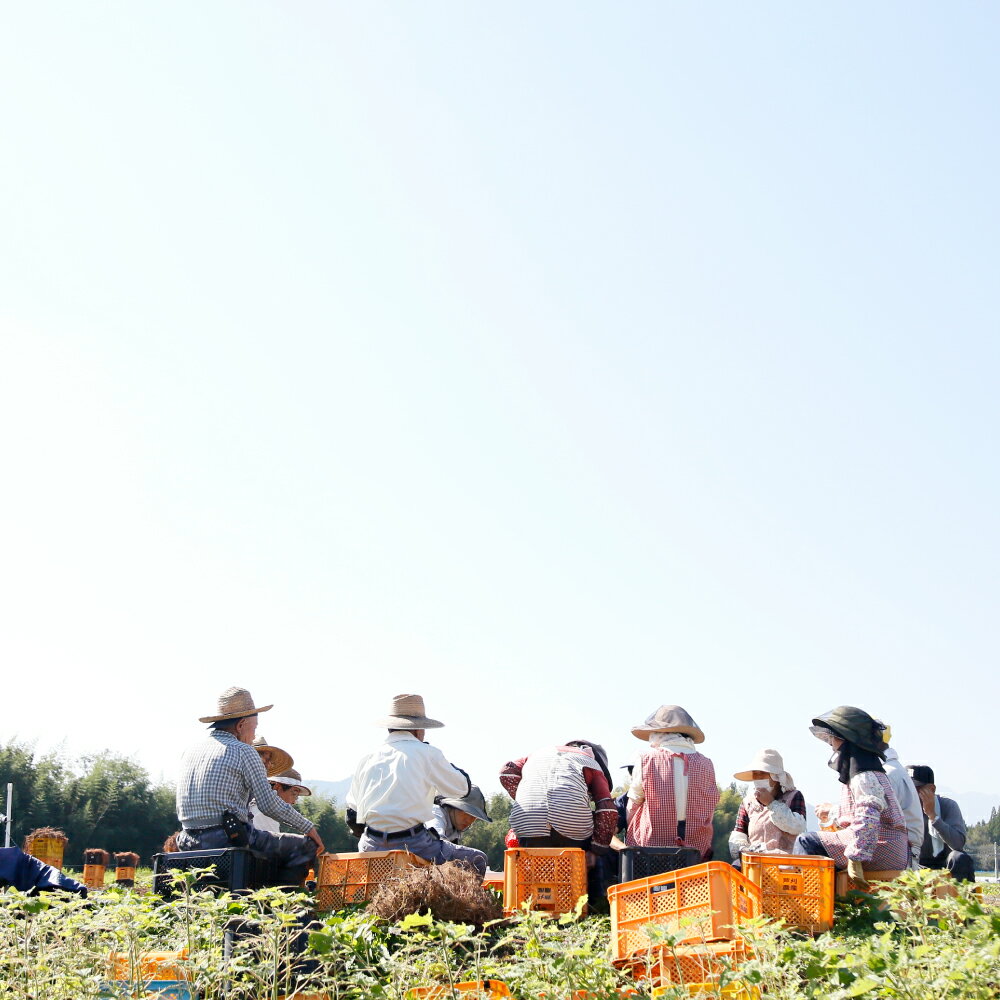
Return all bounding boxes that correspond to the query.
[2,4,997,822]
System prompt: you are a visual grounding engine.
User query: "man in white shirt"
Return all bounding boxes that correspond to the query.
[346,694,488,877]
[878,723,924,868]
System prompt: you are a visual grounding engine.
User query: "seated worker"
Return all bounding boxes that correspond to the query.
[907,765,975,882]
[794,706,908,884]
[878,722,924,868]
[729,748,806,867]
[176,687,324,885]
[501,740,617,855]
[626,705,718,861]
[430,785,491,844]
[0,847,87,896]
[254,769,312,835]
[502,739,617,910]
[346,694,488,878]
[252,735,293,777]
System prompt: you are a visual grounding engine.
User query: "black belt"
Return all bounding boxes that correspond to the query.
[365,823,426,840]
[184,825,225,835]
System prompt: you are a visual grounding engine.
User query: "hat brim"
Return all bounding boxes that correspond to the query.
[733,769,769,782]
[255,745,294,777]
[270,777,311,795]
[199,704,273,724]
[376,715,444,729]
[439,799,490,823]
[631,724,705,744]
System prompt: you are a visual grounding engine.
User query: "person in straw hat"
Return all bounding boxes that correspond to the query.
[176,687,325,884]
[346,694,488,877]
[625,705,719,860]
[252,736,294,778]
[253,769,312,836]
[728,748,806,867]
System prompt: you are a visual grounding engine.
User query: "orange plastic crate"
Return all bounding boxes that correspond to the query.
[82,864,107,890]
[108,949,189,982]
[503,847,588,916]
[741,853,834,934]
[408,981,511,999]
[26,836,66,870]
[316,850,430,910]
[616,938,751,988]
[609,862,760,958]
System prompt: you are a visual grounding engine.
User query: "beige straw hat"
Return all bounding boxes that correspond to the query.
[199,686,273,724]
[733,748,794,791]
[631,705,705,743]
[252,736,294,777]
[375,693,444,729]
[271,768,311,795]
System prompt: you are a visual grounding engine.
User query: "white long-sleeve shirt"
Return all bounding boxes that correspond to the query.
[346,731,471,834]
[883,749,924,854]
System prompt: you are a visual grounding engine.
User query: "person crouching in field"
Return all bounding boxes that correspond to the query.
[794,706,908,885]
[176,687,324,885]
[728,748,806,869]
[625,705,718,861]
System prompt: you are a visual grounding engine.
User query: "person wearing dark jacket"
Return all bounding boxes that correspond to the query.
[0,847,87,896]
[907,765,975,882]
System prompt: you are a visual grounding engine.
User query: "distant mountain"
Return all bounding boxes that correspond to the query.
[304,777,353,804]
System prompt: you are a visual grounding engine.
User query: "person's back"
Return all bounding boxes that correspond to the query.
[510,745,595,842]
[881,748,923,865]
[346,694,488,878]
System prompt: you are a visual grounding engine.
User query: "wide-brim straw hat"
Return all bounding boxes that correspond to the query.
[631,704,705,743]
[733,748,793,789]
[375,693,443,729]
[437,784,490,822]
[252,736,294,777]
[199,686,273,723]
[271,768,311,795]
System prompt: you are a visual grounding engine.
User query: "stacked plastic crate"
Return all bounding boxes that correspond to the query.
[608,861,762,992]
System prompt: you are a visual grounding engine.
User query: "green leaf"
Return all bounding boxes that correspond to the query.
[844,977,881,996]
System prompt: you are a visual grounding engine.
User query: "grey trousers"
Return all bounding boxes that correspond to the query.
[177,823,317,885]
[922,848,976,883]
[359,826,488,878]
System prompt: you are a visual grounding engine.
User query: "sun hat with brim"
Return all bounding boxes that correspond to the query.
[375,693,443,729]
[733,748,794,791]
[270,768,311,795]
[199,686,273,724]
[809,706,886,756]
[252,736,294,777]
[437,784,490,822]
[631,705,705,743]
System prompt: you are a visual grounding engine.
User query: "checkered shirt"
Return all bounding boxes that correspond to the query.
[176,730,313,835]
[626,748,719,857]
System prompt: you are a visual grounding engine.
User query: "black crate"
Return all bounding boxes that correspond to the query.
[620,846,701,883]
[152,848,277,898]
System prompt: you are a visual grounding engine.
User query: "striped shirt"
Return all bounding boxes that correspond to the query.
[501,745,616,847]
[176,730,314,835]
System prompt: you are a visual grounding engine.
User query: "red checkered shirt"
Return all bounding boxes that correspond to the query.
[626,748,719,858]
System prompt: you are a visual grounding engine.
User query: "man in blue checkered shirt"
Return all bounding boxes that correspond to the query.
[176,687,325,884]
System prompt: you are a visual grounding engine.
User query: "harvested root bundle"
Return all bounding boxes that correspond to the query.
[369,861,503,926]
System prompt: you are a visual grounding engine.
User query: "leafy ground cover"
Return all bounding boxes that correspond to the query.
[1,870,997,999]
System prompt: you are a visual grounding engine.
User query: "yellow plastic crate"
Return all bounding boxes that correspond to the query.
[25,836,66,870]
[503,847,588,916]
[316,850,430,911]
[742,853,834,934]
[609,862,760,958]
